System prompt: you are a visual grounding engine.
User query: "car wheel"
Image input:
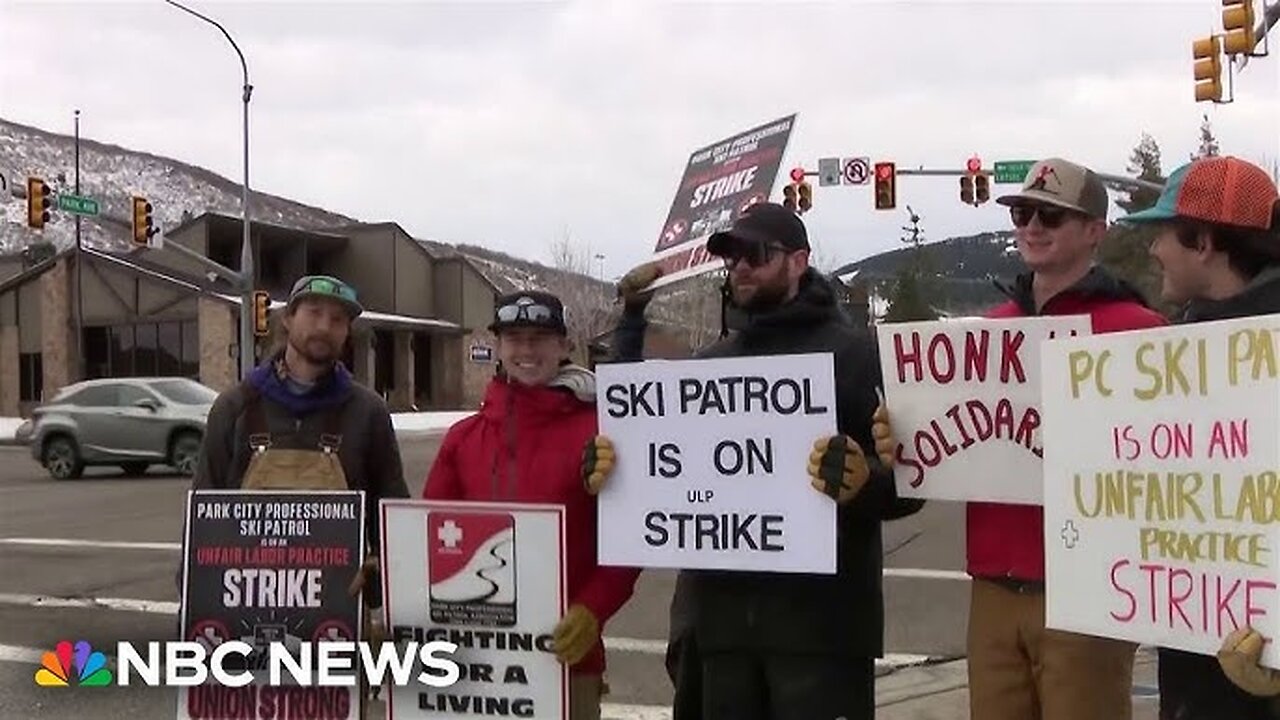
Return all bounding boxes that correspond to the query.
[120,462,149,477]
[169,432,202,476]
[43,436,85,480]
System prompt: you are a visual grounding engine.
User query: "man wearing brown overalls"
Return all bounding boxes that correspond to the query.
[189,275,410,714]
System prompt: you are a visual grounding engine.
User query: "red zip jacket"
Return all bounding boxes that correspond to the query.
[966,268,1168,581]
[423,373,640,675]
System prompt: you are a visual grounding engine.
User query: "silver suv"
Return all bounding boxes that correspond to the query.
[28,377,216,480]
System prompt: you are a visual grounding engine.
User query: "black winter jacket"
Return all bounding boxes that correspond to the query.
[614,269,922,658]
[1159,266,1280,720]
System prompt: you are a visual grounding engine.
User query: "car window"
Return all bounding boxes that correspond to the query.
[118,385,157,406]
[149,379,218,405]
[67,385,119,407]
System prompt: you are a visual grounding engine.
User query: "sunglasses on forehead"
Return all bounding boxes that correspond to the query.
[720,242,793,269]
[495,301,557,323]
[1009,204,1079,229]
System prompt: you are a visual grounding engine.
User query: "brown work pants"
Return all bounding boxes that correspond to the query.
[570,673,604,720]
[968,577,1137,720]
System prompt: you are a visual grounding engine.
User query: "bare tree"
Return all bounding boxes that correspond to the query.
[651,269,726,352]
[545,230,615,364]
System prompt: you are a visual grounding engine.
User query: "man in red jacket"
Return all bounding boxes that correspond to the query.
[423,290,640,720]
[968,158,1168,719]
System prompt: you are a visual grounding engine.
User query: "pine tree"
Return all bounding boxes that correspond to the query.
[1193,114,1221,160]
[882,207,940,322]
[1098,133,1174,316]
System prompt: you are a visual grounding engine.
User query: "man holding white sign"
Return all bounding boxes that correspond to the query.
[963,158,1168,720]
[1114,155,1280,720]
[592,203,917,720]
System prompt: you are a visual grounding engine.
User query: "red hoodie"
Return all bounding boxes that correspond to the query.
[966,268,1168,581]
[423,374,640,675]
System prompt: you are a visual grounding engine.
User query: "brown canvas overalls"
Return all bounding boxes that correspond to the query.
[238,383,380,718]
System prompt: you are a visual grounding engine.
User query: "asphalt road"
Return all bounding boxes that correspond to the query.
[0,435,972,719]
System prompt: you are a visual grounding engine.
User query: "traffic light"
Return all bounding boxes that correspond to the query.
[960,175,975,205]
[131,196,156,247]
[782,183,798,211]
[1193,35,1224,103]
[1222,0,1256,55]
[974,174,990,204]
[873,162,896,210]
[26,177,51,229]
[797,180,813,214]
[252,291,271,337]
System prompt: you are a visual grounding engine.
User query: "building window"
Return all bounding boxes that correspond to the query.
[85,320,200,380]
[19,353,42,402]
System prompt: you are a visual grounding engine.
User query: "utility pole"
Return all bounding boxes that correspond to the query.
[165,0,255,379]
[74,110,84,381]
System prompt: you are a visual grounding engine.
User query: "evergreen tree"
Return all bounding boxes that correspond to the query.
[1193,114,1221,160]
[882,207,940,322]
[1098,133,1174,316]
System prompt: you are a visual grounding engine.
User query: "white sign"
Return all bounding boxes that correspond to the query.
[842,157,870,185]
[877,315,1092,504]
[1042,315,1280,666]
[595,353,839,574]
[381,500,568,719]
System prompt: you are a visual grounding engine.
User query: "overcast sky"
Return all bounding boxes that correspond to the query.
[1,0,1277,278]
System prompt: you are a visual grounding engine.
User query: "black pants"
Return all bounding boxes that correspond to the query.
[1159,648,1274,720]
[684,649,874,720]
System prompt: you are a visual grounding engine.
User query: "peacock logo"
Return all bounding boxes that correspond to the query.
[34,640,113,687]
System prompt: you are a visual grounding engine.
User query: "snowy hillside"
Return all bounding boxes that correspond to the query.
[0,117,355,254]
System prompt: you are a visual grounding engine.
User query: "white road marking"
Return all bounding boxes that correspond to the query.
[884,568,970,581]
[0,643,42,664]
[1,538,975,583]
[0,593,937,669]
[0,592,181,615]
[0,537,181,551]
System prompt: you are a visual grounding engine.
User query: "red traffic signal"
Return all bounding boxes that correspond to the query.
[966,156,982,174]
[789,166,806,184]
[873,162,896,210]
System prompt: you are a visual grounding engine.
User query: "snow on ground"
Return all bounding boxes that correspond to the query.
[0,412,473,443]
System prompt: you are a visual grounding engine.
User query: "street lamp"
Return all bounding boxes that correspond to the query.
[164,0,255,380]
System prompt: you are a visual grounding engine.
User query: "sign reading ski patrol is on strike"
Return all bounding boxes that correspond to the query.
[1041,314,1280,667]
[878,315,1091,504]
[595,353,838,574]
[381,500,568,719]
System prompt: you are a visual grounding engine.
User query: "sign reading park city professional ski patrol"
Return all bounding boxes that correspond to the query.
[648,114,797,291]
[594,353,839,573]
[178,490,366,720]
[877,315,1092,504]
[381,500,568,719]
[1041,314,1280,667]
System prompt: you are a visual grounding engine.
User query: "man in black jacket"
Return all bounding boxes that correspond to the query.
[588,203,920,720]
[1120,155,1280,720]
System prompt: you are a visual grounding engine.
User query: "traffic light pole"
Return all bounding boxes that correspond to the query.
[892,167,1164,194]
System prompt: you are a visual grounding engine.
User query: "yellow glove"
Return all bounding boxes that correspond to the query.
[1219,626,1280,697]
[808,435,870,504]
[582,435,616,495]
[552,604,600,666]
[616,262,662,309]
[871,398,897,468]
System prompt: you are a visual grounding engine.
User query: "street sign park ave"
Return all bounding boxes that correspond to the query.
[994,160,1036,184]
[57,194,99,216]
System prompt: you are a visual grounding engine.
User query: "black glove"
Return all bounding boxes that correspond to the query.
[807,435,870,504]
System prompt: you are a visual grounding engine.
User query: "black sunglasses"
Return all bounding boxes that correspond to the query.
[495,302,556,323]
[721,242,792,269]
[1009,204,1077,229]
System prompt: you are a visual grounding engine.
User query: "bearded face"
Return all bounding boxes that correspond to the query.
[283,298,351,366]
